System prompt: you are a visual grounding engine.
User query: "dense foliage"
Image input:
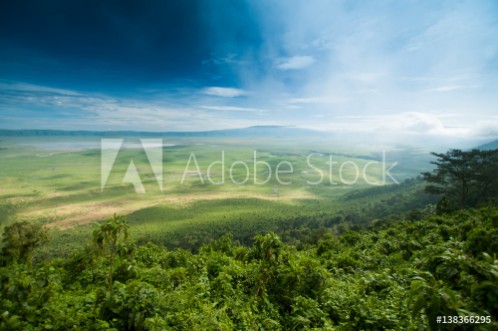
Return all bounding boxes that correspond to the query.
[1,148,496,330]
[126,178,436,252]
[0,221,47,265]
[422,149,498,212]
[1,206,497,330]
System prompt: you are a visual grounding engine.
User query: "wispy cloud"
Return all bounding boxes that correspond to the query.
[315,112,477,137]
[275,56,315,70]
[0,81,270,131]
[423,85,480,93]
[287,97,349,105]
[201,87,247,98]
[201,105,265,113]
[0,81,80,96]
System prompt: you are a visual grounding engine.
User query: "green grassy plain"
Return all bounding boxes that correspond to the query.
[0,135,431,254]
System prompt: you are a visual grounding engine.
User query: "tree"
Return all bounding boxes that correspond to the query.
[422,149,498,211]
[252,232,283,298]
[473,149,498,203]
[93,214,129,289]
[1,221,48,265]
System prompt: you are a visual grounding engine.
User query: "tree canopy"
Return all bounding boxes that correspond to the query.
[0,221,47,265]
[1,207,497,330]
[422,149,498,212]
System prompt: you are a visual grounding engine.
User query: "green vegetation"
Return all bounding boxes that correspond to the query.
[1,137,497,330]
[423,149,498,212]
[0,222,47,265]
[93,214,129,289]
[0,136,423,250]
[35,177,434,257]
[1,207,497,330]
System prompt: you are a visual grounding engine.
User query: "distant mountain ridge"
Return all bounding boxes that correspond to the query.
[0,126,324,138]
[477,139,498,150]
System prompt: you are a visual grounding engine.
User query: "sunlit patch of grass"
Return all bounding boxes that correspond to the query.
[1,136,428,255]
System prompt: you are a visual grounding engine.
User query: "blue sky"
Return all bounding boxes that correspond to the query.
[0,0,497,141]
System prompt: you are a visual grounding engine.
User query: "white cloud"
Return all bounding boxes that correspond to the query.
[423,85,480,93]
[321,112,470,137]
[0,81,274,131]
[201,105,265,113]
[201,87,247,98]
[287,96,349,104]
[276,56,315,70]
[0,81,80,96]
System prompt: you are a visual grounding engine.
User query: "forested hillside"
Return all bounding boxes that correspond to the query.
[1,206,497,330]
[1,148,497,330]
